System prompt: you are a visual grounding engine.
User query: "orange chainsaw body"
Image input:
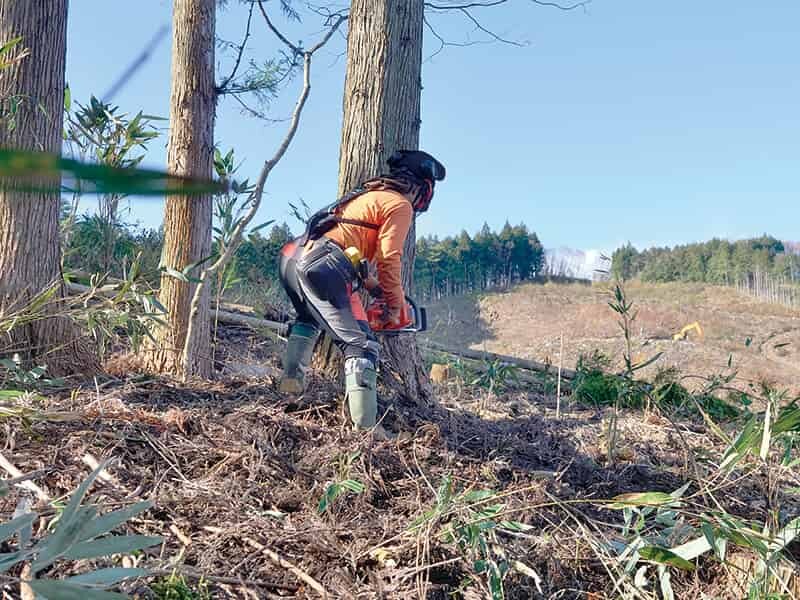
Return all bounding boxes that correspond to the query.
[366,299,414,332]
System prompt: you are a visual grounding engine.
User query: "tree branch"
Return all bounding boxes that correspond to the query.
[423,14,489,61]
[181,14,348,378]
[457,6,527,47]
[425,0,590,10]
[217,0,255,94]
[257,0,302,55]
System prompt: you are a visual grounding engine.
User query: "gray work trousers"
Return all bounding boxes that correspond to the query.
[278,237,378,362]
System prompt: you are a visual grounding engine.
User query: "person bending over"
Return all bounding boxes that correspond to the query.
[277,150,446,429]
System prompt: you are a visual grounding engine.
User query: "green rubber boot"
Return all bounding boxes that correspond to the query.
[345,357,377,429]
[279,323,318,394]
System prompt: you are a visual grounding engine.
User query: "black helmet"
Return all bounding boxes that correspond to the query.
[387,149,445,212]
[387,149,446,182]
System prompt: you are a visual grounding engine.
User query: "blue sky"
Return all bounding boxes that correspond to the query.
[66,1,799,253]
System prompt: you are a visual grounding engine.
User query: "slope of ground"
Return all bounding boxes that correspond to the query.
[424,281,800,398]
[2,325,799,599]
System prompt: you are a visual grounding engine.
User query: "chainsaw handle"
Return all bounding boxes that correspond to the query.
[404,296,427,334]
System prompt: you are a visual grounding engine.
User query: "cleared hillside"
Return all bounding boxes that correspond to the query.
[424,281,800,398]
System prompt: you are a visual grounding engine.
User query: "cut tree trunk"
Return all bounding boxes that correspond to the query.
[0,0,97,375]
[315,0,431,403]
[145,0,215,378]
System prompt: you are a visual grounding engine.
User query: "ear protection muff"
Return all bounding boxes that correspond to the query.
[413,179,434,213]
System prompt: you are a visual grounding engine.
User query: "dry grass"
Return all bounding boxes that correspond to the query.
[424,281,800,399]
[2,325,798,598]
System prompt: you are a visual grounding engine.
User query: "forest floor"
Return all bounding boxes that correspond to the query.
[3,321,800,599]
[423,281,800,399]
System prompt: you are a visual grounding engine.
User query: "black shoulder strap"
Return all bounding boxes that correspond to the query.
[334,217,380,230]
[298,185,380,245]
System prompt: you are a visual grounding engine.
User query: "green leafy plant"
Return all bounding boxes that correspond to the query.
[0,36,30,71]
[0,356,61,390]
[471,359,519,394]
[210,147,268,353]
[69,255,167,359]
[0,461,161,598]
[317,451,365,515]
[151,571,211,600]
[62,97,161,275]
[605,484,696,598]
[601,388,800,598]
[410,476,539,599]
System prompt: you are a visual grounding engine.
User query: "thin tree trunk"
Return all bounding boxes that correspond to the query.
[145,0,215,378]
[0,0,97,374]
[317,0,431,403]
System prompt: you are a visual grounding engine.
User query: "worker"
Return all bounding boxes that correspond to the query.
[277,150,446,430]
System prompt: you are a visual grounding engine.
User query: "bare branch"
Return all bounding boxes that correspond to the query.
[425,0,590,10]
[423,14,488,61]
[308,14,348,53]
[457,7,527,47]
[422,0,589,54]
[181,15,348,376]
[425,0,508,10]
[529,0,590,11]
[257,0,301,55]
[217,1,255,94]
[305,2,350,23]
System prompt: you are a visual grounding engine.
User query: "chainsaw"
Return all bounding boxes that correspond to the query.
[344,246,427,335]
[367,295,427,335]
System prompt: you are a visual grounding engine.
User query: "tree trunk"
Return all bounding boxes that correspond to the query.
[317,0,431,403]
[145,0,215,378]
[0,0,96,375]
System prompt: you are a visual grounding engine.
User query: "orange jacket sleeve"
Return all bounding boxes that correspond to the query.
[376,197,413,311]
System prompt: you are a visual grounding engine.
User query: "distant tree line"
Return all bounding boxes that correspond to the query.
[415,222,545,301]
[63,218,546,304]
[611,235,800,284]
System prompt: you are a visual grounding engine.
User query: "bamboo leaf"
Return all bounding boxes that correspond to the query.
[639,546,696,571]
[32,461,108,572]
[608,492,674,510]
[631,352,664,372]
[339,479,365,494]
[27,579,128,600]
[63,534,162,561]
[498,521,533,532]
[462,490,495,503]
[512,560,543,593]
[720,415,760,470]
[76,501,153,542]
[0,36,23,56]
[0,149,226,196]
[657,564,675,600]
[162,267,188,282]
[0,513,35,544]
[68,567,149,586]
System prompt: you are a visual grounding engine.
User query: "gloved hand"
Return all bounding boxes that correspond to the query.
[364,275,384,298]
[384,306,402,328]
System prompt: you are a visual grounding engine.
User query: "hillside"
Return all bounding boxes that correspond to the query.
[5,322,799,599]
[424,281,800,398]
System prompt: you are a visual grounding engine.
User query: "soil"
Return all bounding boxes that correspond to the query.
[3,323,799,598]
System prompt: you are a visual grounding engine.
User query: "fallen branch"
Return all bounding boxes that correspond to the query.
[0,453,50,503]
[64,279,573,381]
[150,568,297,593]
[243,537,329,599]
[422,340,577,380]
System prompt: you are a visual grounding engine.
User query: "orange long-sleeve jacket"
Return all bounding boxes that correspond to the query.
[324,189,413,311]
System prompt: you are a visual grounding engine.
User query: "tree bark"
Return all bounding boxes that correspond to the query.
[145,0,215,378]
[317,0,431,403]
[0,0,96,375]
